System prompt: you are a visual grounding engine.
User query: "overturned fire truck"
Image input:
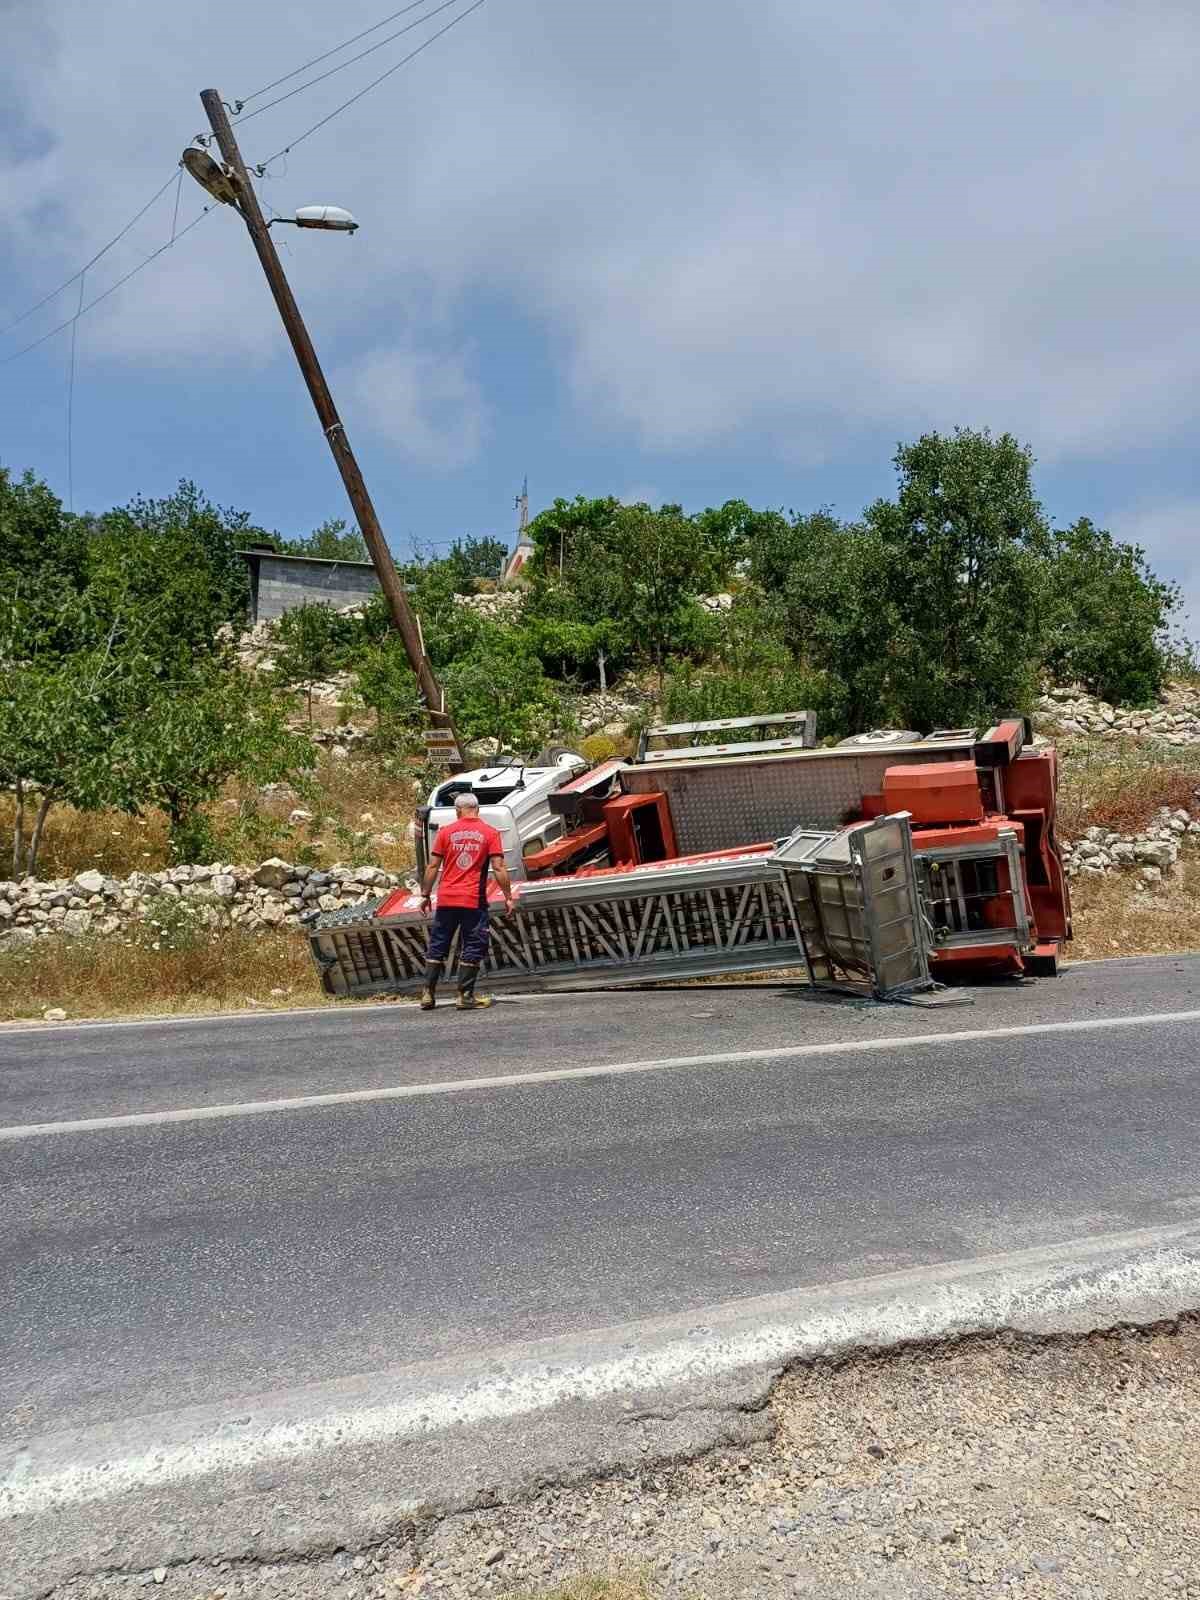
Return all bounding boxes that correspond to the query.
[306,712,1070,1003]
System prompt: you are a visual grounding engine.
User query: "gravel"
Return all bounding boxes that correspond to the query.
[41,1320,1200,1600]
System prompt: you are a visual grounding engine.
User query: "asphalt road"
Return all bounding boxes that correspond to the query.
[4,955,1200,1445]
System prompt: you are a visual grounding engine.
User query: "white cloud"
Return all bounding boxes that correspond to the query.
[339,341,487,469]
[4,0,1200,467]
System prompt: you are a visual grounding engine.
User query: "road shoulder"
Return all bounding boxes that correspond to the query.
[7,1220,1200,1599]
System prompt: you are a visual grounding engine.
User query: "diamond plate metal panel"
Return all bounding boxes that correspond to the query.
[623,748,961,854]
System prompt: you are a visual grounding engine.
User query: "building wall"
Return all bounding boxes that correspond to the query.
[249,555,381,622]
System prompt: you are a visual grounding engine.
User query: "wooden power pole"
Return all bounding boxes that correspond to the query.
[195,89,463,769]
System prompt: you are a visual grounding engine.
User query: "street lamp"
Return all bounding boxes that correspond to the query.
[272,205,359,233]
[176,90,463,769]
[180,151,358,233]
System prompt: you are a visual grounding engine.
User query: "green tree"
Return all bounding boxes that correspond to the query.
[80,522,240,673]
[352,639,427,756]
[774,518,899,734]
[446,535,508,590]
[525,500,713,684]
[661,656,827,728]
[745,507,844,598]
[0,466,84,584]
[271,601,359,721]
[0,569,156,875]
[864,428,1049,728]
[0,648,130,877]
[521,614,628,690]
[443,627,568,754]
[114,663,315,862]
[0,468,91,663]
[1,471,316,871]
[354,624,568,759]
[690,499,790,589]
[90,480,255,637]
[279,518,370,563]
[1043,518,1177,705]
[606,504,713,682]
[525,495,622,580]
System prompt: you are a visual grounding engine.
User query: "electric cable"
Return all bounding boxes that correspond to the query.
[236,0,447,107]
[420,528,520,546]
[233,0,472,131]
[66,271,85,512]
[170,167,184,242]
[257,0,489,168]
[1,207,214,366]
[3,0,488,362]
[0,170,181,338]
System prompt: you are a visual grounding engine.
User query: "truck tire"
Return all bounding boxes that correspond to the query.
[535,743,585,768]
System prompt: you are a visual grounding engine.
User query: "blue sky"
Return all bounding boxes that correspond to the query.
[3,0,1198,624]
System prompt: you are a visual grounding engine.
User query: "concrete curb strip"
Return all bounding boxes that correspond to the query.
[6,1218,1200,1522]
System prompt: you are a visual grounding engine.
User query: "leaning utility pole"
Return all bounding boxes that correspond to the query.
[194,88,463,769]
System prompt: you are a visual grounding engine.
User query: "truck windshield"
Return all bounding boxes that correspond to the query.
[432,781,520,808]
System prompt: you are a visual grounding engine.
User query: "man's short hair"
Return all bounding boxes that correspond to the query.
[454,792,480,813]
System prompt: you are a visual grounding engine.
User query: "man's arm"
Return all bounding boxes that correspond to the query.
[419,855,441,912]
[491,855,515,912]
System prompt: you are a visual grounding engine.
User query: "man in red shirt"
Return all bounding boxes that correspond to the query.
[418,792,514,1011]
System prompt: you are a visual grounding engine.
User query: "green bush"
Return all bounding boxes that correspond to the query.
[271,602,361,719]
[579,733,620,763]
[662,660,834,730]
[1043,518,1179,706]
[353,624,571,760]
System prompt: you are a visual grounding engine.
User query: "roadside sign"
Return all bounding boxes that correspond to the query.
[424,728,462,764]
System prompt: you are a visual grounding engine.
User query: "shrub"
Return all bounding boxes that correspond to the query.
[580,733,620,763]
[1042,518,1178,706]
[661,660,833,730]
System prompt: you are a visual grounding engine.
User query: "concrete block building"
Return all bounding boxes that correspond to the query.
[239,545,382,624]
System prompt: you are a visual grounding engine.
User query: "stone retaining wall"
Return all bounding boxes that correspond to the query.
[0,858,409,948]
[6,795,1199,955]
[1037,684,1200,744]
[1061,806,1200,886]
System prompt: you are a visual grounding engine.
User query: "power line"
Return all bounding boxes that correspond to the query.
[66,271,85,512]
[236,0,446,107]
[419,528,521,546]
[259,0,489,168]
[170,168,184,242]
[1,206,214,366]
[2,0,488,364]
[0,170,181,338]
[234,0,472,133]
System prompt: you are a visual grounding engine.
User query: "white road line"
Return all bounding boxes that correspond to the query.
[3,1007,1199,1143]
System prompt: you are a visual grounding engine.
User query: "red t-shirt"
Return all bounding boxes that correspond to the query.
[432,818,505,909]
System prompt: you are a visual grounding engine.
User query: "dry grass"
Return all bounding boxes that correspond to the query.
[1056,737,1200,838]
[0,798,171,881]
[503,1577,657,1600]
[295,750,421,874]
[0,927,329,1023]
[1068,854,1200,961]
[0,750,420,882]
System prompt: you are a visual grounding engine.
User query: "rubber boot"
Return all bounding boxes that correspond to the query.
[419,960,443,1011]
[456,962,494,1010]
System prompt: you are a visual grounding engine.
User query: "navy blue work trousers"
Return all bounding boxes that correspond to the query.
[426,905,491,965]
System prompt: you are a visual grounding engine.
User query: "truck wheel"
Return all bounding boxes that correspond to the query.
[536,743,585,768]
